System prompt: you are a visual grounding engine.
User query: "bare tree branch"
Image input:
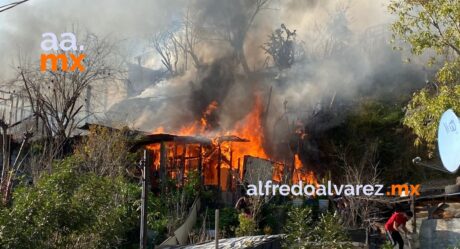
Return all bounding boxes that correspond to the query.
[18,32,120,159]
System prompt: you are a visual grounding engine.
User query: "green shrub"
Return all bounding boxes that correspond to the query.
[381,241,394,249]
[282,207,314,249]
[314,212,352,249]
[260,203,289,234]
[0,157,140,249]
[282,207,352,249]
[219,207,239,237]
[235,213,257,237]
[447,240,460,249]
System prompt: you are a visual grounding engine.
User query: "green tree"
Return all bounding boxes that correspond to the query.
[389,0,460,152]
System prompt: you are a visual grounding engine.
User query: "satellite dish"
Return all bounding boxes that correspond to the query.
[438,109,460,173]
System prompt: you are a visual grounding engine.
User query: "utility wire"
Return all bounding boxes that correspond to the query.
[0,0,30,13]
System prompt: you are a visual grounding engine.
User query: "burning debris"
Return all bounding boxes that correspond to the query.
[142,90,319,196]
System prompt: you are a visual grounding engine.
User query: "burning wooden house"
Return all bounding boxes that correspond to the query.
[81,92,319,204]
[131,132,288,203]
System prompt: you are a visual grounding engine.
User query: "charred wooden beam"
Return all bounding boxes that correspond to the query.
[181,144,186,186]
[198,145,203,187]
[160,142,167,191]
[231,150,234,190]
[217,144,222,199]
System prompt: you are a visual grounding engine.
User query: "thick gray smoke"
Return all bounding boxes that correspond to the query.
[0,0,425,144]
[107,0,423,133]
[0,0,184,80]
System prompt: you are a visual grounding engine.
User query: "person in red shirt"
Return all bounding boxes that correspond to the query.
[385,211,413,249]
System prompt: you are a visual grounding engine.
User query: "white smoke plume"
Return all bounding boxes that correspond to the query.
[0,0,425,140]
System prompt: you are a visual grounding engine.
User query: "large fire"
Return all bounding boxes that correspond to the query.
[153,96,267,161]
[149,94,317,191]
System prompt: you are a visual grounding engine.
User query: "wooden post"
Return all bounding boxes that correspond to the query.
[173,144,178,182]
[237,158,241,179]
[8,95,13,125]
[217,144,222,197]
[290,154,296,184]
[160,142,167,191]
[0,123,10,182]
[198,144,203,186]
[411,194,417,234]
[14,94,19,124]
[181,144,187,186]
[229,149,233,191]
[85,85,92,122]
[215,209,219,249]
[19,97,24,121]
[173,144,178,168]
[140,150,149,249]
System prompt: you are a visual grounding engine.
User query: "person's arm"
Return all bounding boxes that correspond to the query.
[393,221,409,235]
[401,224,409,235]
[393,221,400,231]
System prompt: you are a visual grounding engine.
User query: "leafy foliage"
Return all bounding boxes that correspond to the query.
[282,207,314,249]
[260,203,289,235]
[146,194,171,244]
[235,213,258,237]
[389,0,460,152]
[0,157,140,249]
[314,212,352,249]
[146,170,200,244]
[263,24,304,69]
[381,241,395,249]
[326,99,429,183]
[404,85,460,152]
[282,207,351,249]
[74,125,136,177]
[218,207,239,237]
[389,0,460,57]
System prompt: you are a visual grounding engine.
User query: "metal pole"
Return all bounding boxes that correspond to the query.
[215,209,219,249]
[140,150,148,249]
[413,157,451,173]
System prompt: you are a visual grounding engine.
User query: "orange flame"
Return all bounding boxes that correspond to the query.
[201,101,218,132]
[293,154,318,185]
[229,96,268,162]
[149,93,317,190]
[152,96,267,162]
